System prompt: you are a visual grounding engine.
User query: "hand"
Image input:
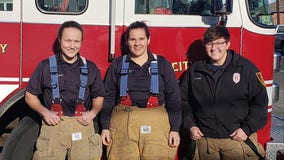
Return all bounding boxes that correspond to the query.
[101,129,111,146]
[168,131,180,147]
[77,110,96,126]
[189,126,204,140]
[42,110,61,126]
[230,128,248,142]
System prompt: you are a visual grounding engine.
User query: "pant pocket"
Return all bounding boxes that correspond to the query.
[240,140,265,160]
[33,137,50,160]
[88,133,102,160]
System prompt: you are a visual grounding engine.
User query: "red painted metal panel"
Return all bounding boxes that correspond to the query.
[241,29,274,81]
[21,23,124,79]
[0,23,20,78]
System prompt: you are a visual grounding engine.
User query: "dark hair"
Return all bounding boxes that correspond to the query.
[125,21,150,40]
[57,20,84,40]
[202,26,230,44]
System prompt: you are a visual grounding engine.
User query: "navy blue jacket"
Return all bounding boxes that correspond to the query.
[179,50,268,138]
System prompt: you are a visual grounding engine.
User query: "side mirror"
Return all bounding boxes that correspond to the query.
[211,0,233,15]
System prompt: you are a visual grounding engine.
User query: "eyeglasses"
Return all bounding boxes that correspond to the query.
[205,41,227,48]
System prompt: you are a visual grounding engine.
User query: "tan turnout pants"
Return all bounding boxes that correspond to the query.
[107,105,177,160]
[193,133,265,160]
[33,116,102,160]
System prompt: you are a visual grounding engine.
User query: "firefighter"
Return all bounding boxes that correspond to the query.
[179,26,268,160]
[25,20,105,160]
[100,21,182,159]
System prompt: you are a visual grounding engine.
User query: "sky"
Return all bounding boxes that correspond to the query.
[268,0,276,4]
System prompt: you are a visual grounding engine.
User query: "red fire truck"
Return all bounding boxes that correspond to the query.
[0,0,280,159]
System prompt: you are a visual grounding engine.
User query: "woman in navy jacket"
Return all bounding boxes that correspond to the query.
[179,26,268,160]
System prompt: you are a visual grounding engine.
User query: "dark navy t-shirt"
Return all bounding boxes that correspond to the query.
[100,52,181,131]
[26,53,105,116]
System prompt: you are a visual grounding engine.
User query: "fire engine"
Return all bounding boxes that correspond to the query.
[0,0,281,159]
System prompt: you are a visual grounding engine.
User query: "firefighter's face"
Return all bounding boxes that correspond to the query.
[59,27,82,63]
[204,38,230,66]
[127,28,150,58]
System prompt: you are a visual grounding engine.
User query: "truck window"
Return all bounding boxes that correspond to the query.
[135,0,211,15]
[37,0,87,13]
[276,25,284,34]
[247,0,274,26]
[0,0,12,11]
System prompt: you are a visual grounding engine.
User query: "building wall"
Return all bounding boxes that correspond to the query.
[270,0,284,25]
[272,13,284,24]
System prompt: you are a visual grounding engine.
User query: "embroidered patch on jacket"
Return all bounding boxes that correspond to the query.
[256,72,266,87]
[233,73,240,84]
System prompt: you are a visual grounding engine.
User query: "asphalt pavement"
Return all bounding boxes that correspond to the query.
[273,70,284,119]
[271,68,284,142]
[265,67,284,160]
[271,69,284,137]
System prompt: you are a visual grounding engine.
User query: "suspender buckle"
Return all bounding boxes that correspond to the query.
[120,95,132,106]
[146,95,159,108]
[51,103,64,116]
[75,104,86,116]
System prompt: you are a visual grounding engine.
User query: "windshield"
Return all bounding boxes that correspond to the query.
[247,0,274,26]
[135,0,275,26]
[276,25,284,34]
[37,0,87,13]
[0,0,12,11]
[135,0,212,15]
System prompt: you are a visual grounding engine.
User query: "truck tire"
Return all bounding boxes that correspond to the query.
[2,116,41,160]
